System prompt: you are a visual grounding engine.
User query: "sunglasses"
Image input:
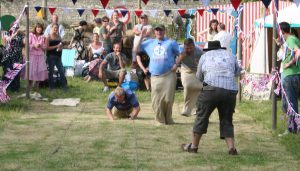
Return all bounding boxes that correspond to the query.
[103,20,109,22]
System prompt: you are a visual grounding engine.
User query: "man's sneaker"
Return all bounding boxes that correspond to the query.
[103,86,109,93]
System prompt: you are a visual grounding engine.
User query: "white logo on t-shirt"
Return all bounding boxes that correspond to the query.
[153,44,166,59]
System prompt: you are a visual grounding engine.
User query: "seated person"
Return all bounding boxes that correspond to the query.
[99,42,127,92]
[106,87,140,121]
[136,51,151,91]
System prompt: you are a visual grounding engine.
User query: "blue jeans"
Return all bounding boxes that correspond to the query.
[283,74,300,132]
[48,55,67,89]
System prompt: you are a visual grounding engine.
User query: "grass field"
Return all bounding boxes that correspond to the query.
[0,77,300,170]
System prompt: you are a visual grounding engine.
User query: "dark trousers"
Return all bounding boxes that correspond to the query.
[282,74,300,132]
[2,61,20,92]
[47,56,67,89]
[193,85,238,139]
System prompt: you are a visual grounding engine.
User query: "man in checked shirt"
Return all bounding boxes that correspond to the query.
[181,41,242,155]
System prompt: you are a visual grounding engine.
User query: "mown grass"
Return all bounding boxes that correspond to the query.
[0,76,300,170]
[237,100,300,160]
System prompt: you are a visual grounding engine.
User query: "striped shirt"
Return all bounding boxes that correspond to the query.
[196,49,241,91]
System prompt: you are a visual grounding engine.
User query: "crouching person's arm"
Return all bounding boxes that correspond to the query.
[106,108,114,121]
[130,106,140,120]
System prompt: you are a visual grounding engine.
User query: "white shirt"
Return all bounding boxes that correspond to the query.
[44,24,65,38]
[213,30,232,52]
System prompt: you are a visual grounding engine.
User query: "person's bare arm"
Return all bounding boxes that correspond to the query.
[106,108,114,121]
[129,106,140,120]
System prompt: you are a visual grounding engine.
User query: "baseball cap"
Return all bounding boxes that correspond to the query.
[94,18,102,23]
[154,24,165,31]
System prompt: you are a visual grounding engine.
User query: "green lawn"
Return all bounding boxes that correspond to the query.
[0,77,299,170]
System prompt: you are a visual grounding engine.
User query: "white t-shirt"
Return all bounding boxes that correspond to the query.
[213,30,232,51]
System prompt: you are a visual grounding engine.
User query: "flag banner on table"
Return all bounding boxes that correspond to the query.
[0,63,26,103]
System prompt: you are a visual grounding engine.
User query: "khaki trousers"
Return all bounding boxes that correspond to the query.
[151,71,177,124]
[113,108,133,118]
[181,67,203,115]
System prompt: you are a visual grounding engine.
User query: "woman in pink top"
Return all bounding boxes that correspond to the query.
[25,23,48,91]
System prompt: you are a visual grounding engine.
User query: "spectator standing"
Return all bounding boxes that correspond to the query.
[46,23,67,90]
[100,16,112,53]
[213,23,232,52]
[68,20,88,60]
[140,24,180,125]
[176,38,203,116]
[132,14,152,62]
[44,14,65,38]
[106,87,140,121]
[198,19,218,42]
[24,23,48,92]
[107,11,126,45]
[1,24,24,92]
[280,22,300,133]
[181,41,241,155]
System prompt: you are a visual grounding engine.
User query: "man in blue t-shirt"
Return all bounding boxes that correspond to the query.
[139,24,180,125]
[106,87,140,121]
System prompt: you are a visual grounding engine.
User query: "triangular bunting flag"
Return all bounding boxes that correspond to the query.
[262,0,272,8]
[106,9,114,18]
[230,0,241,11]
[120,10,128,17]
[91,8,99,17]
[77,8,85,17]
[226,7,234,17]
[294,0,300,7]
[149,10,157,17]
[48,7,56,15]
[197,9,205,16]
[188,9,197,16]
[211,8,219,15]
[178,9,186,17]
[72,0,77,5]
[34,6,42,13]
[201,0,210,7]
[164,10,172,17]
[100,0,110,9]
[63,7,70,14]
[142,0,149,5]
[173,0,179,5]
[135,10,143,18]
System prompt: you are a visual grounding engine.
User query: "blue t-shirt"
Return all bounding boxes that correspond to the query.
[107,89,139,111]
[140,38,180,76]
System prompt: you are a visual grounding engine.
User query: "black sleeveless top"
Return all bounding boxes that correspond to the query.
[47,39,62,57]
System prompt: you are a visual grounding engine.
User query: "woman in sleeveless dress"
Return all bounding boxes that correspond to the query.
[24,23,48,92]
[198,19,218,43]
[84,33,105,82]
[69,20,88,60]
[46,23,67,90]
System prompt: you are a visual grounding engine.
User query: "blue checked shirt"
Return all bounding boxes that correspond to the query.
[196,49,241,91]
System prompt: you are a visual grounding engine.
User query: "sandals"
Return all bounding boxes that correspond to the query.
[181,143,198,153]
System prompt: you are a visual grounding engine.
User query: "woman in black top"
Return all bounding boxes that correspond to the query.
[1,25,24,92]
[46,23,67,90]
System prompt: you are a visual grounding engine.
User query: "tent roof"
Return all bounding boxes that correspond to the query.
[254,4,300,28]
